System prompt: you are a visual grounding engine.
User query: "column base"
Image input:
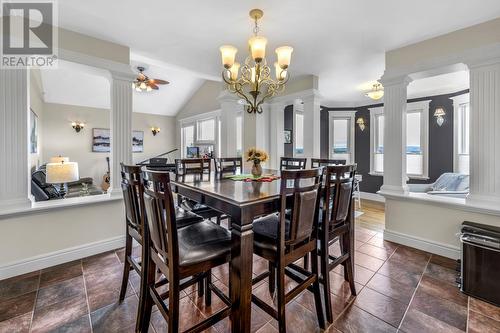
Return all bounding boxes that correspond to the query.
[0,197,32,212]
[379,184,409,196]
[108,188,123,199]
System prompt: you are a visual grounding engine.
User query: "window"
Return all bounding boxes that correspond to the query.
[370,101,429,178]
[452,94,470,174]
[197,118,215,142]
[180,113,219,158]
[329,111,356,163]
[236,114,242,156]
[295,113,304,155]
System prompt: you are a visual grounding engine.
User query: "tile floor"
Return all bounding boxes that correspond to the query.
[1,226,500,332]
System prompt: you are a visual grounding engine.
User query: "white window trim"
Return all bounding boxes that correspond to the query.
[369,106,384,176]
[328,111,356,163]
[450,93,470,173]
[294,111,304,157]
[179,110,221,158]
[368,101,429,179]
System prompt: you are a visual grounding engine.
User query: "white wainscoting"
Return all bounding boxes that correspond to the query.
[384,229,460,259]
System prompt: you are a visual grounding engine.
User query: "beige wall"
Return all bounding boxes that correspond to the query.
[281,74,318,95]
[176,80,222,120]
[386,17,500,70]
[41,103,176,187]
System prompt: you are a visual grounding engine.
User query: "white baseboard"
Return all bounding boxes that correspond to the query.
[384,229,460,259]
[360,191,385,203]
[0,236,125,280]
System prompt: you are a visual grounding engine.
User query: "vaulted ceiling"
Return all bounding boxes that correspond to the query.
[56,0,500,110]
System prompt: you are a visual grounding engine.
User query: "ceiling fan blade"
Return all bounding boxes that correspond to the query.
[150,79,169,85]
[149,82,160,90]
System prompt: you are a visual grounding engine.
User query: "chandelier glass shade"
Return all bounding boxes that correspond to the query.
[220,9,293,113]
[366,83,384,100]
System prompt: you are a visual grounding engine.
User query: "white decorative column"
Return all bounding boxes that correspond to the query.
[467,59,500,204]
[379,75,412,195]
[109,75,133,196]
[0,69,31,209]
[218,91,241,157]
[268,101,285,169]
[302,91,322,160]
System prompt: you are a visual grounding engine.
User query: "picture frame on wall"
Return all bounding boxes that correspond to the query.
[284,129,292,144]
[92,129,144,153]
[30,108,38,154]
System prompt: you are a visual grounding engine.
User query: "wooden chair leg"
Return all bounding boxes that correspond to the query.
[168,281,180,333]
[343,233,357,296]
[140,255,155,333]
[119,233,132,302]
[321,246,333,323]
[216,214,221,225]
[311,248,326,329]
[204,270,212,306]
[303,253,309,271]
[197,279,204,297]
[268,262,276,295]
[276,263,286,333]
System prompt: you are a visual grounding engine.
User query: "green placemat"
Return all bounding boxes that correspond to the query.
[226,174,279,182]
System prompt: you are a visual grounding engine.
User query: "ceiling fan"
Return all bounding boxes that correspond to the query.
[133,66,169,92]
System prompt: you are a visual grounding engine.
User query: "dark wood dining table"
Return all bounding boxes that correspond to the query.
[171,170,282,333]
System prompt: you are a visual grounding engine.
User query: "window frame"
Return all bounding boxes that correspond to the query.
[328,111,356,163]
[179,110,220,158]
[294,112,304,156]
[451,93,470,174]
[369,101,429,179]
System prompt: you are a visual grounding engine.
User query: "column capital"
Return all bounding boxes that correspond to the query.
[379,74,412,88]
[465,58,500,70]
[109,71,136,82]
[299,89,323,104]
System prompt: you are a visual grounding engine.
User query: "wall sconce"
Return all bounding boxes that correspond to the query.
[356,118,366,131]
[434,107,446,126]
[71,121,85,133]
[151,127,160,136]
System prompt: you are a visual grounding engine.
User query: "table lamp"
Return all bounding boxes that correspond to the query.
[46,161,79,197]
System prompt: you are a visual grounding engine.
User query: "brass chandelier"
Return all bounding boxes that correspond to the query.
[219,9,293,113]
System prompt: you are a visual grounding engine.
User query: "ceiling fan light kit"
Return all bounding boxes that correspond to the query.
[133,66,169,92]
[220,9,293,113]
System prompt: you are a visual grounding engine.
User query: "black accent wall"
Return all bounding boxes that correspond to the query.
[321,90,468,193]
[284,105,294,157]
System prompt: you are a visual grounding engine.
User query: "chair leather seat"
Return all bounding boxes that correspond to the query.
[175,207,204,229]
[253,213,291,252]
[178,220,231,267]
[180,199,221,219]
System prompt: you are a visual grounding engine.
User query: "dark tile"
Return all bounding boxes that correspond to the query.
[214,303,272,333]
[0,291,36,322]
[354,251,385,271]
[366,235,399,252]
[91,295,138,333]
[469,297,500,322]
[353,287,406,327]
[410,289,467,331]
[468,310,500,333]
[328,271,362,300]
[82,251,120,276]
[333,304,398,333]
[36,276,85,309]
[49,315,91,333]
[0,270,39,301]
[353,265,375,286]
[366,273,416,305]
[211,263,229,287]
[424,262,458,285]
[357,243,393,260]
[255,322,278,333]
[399,308,465,333]
[268,301,321,333]
[429,254,458,270]
[40,260,82,288]
[378,256,426,288]
[354,230,374,243]
[189,280,228,317]
[418,275,467,307]
[0,313,32,333]
[31,294,88,333]
[391,245,431,265]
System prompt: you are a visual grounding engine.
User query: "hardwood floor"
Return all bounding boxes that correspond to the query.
[356,199,385,232]
[1,204,500,332]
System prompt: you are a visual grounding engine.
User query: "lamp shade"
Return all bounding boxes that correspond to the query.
[275,46,293,69]
[49,156,70,164]
[248,36,267,62]
[434,107,446,117]
[220,45,238,68]
[46,162,79,184]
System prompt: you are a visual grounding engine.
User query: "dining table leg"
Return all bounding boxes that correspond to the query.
[229,212,254,333]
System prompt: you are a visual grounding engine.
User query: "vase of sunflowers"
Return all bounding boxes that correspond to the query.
[245,147,269,178]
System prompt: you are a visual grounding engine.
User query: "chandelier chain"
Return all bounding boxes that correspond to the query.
[253,17,259,35]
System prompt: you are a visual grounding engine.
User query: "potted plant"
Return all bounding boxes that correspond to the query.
[245,147,269,178]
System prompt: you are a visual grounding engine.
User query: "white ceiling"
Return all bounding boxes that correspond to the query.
[56,0,500,106]
[39,57,204,116]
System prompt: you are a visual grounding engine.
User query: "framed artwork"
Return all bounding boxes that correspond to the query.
[186,146,199,158]
[284,129,292,144]
[132,130,144,152]
[30,108,38,153]
[93,129,144,153]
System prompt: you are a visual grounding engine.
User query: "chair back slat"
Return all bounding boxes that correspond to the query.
[142,170,178,262]
[214,157,242,174]
[310,158,346,168]
[280,157,307,170]
[175,158,211,176]
[322,165,356,228]
[120,164,144,234]
[280,168,322,246]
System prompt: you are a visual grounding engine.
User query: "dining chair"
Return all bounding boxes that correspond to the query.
[251,168,325,333]
[214,157,243,174]
[318,164,357,323]
[279,157,307,170]
[140,169,232,333]
[310,158,347,168]
[118,164,204,330]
